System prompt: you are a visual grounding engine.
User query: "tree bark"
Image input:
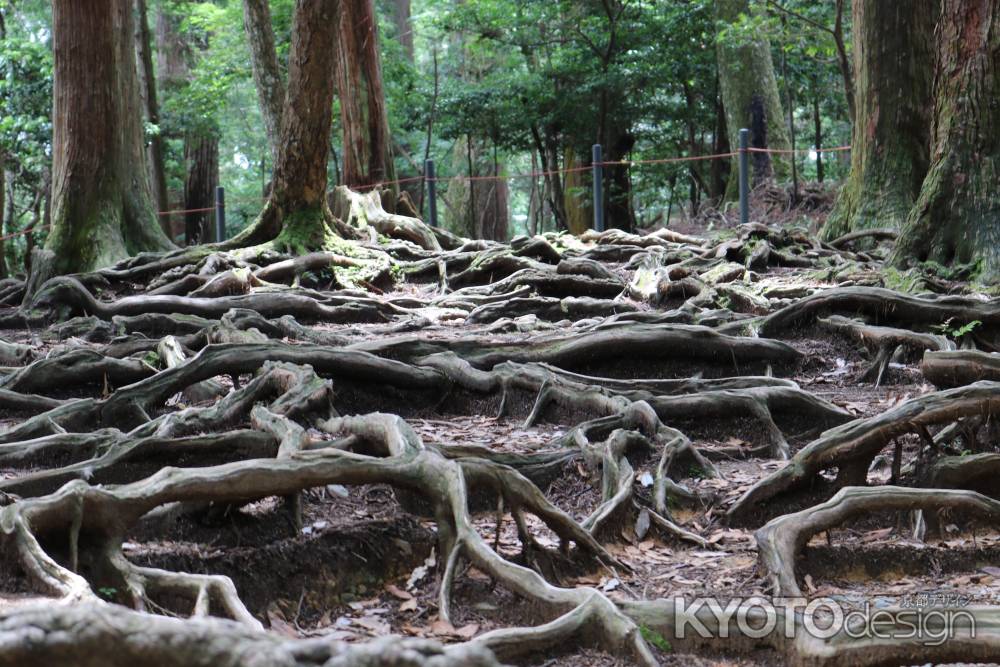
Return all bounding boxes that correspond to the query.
[716,0,791,197]
[563,146,590,236]
[242,0,285,165]
[227,0,342,251]
[0,156,6,279]
[183,134,219,245]
[134,0,169,235]
[822,0,936,239]
[891,0,1000,280]
[154,3,189,240]
[335,0,396,191]
[391,0,414,63]
[27,0,174,295]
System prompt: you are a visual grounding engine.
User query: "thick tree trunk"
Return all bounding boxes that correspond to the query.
[391,0,414,63]
[891,0,1000,280]
[242,0,285,164]
[336,0,396,191]
[183,134,219,245]
[134,0,169,235]
[27,0,174,295]
[716,0,790,198]
[228,0,342,251]
[822,0,936,239]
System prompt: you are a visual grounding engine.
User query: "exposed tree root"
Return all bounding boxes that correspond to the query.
[0,601,500,667]
[922,349,1000,387]
[3,214,1000,666]
[729,382,1000,522]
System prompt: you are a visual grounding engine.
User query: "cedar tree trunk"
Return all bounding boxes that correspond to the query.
[183,134,219,245]
[336,0,396,191]
[891,0,1000,280]
[134,0,169,234]
[822,0,936,239]
[27,0,174,296]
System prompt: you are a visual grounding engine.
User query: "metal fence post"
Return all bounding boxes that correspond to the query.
[592,144,605,233]
[739,128,749,226]
[214,186,226,242]
[424,159,438,228]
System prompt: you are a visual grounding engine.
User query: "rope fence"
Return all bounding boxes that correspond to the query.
[1,138,850,242]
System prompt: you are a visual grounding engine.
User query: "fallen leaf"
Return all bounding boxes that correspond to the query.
[266,605,298,638]
[385,584,413,600]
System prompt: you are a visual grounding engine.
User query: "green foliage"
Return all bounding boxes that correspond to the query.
[0,0,855,256]
[932,318,982,341]
[639,625,672,652]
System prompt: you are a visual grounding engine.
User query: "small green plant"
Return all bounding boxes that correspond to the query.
[97,587,117,600]
[640,625,673,652]
[933,318,982,340]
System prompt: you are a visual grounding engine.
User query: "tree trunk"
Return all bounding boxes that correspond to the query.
[891,0,1000,280]
[0,157,6,279]
[242,0,285,164]
[604,129,636,232]
[710,85,731,199]
[391,0,414,63]
[183,134,219,245]
[155,4,189,240]
[716,0,791,198]
[813,92,824,183]
[134,0,169,235]
[27,0,174,295]
[822,0,936,239]
[336,0,396,191]
[227,0,342,251]
[563,146,590,236]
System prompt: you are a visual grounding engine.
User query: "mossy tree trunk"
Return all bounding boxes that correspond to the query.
[227,0,343,253]
[716,0,790,200]
[27,0,174,295]
[336,0,396,193]
[822,0,936,240]
[891,0,1000,280]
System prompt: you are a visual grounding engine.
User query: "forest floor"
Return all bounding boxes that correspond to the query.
[0,188,997,666]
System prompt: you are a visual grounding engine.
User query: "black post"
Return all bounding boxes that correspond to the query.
[592,144,605,232]
[214,186,226,242]
[424,159,438,228]
[739,129,749,227]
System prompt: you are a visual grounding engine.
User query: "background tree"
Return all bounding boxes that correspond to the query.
[242,0,285,164]
[27,0,173,294]
[134,0,170,234]
[336,0,396,192]
[716,0,791,194]
[228,0,344,251]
